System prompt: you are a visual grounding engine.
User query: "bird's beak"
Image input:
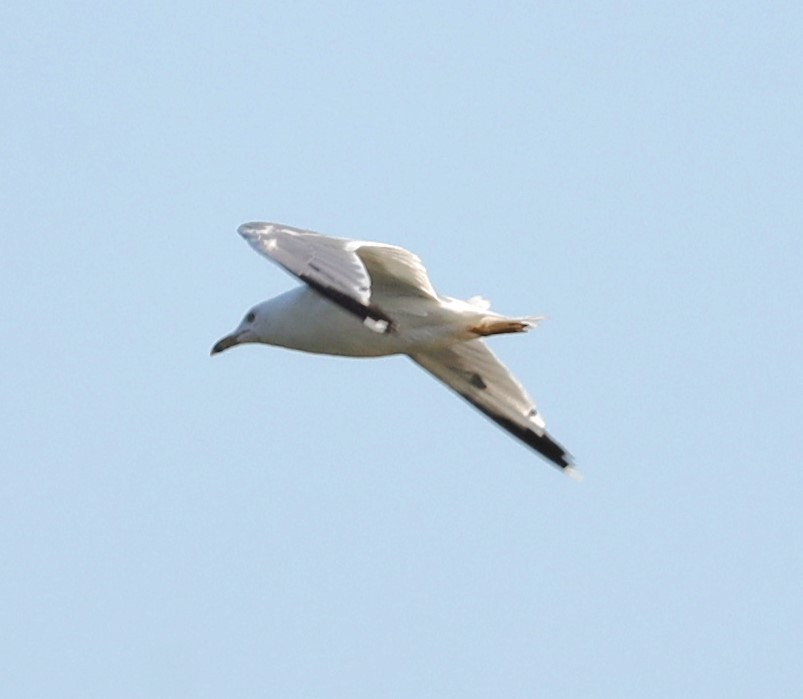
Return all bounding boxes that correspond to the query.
[210,332,243,355]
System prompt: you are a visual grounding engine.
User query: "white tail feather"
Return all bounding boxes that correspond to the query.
[523,315,547,329]
[467,295,492,310]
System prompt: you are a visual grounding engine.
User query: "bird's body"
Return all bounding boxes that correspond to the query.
[244,286,507,357]
[213,222,576,475]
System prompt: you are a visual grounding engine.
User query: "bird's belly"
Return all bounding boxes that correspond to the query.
[271,290,459,357]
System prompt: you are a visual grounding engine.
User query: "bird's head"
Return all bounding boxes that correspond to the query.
[211,303,269,355]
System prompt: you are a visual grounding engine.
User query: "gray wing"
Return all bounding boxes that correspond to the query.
[410,340,575,472]
[353,244,437,302]
[238,222,437,333]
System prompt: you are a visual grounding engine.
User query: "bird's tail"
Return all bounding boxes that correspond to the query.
[469,315,546,337]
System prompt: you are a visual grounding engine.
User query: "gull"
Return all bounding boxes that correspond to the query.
[212,222,576,476]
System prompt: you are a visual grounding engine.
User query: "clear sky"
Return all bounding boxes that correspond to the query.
[3,2,802,697]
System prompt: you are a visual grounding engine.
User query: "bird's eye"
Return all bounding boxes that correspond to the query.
[245,311,256,323]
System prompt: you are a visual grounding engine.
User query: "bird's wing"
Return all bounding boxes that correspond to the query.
[352,243,438,302]
[410,339,575,472]
[238,222,436,333]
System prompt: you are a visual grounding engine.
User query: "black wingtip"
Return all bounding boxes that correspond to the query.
[459,393,574,472]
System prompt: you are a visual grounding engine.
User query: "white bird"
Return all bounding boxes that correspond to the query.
[212,222,576,475]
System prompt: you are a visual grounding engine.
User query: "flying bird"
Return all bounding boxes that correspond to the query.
[212,222,576,476]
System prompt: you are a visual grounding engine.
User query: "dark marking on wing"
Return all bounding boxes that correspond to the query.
[299,273,395,333]
[459,392,572,469]
[470,373,487,389]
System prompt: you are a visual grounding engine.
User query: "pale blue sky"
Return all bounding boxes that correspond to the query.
[2,2,802,697]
